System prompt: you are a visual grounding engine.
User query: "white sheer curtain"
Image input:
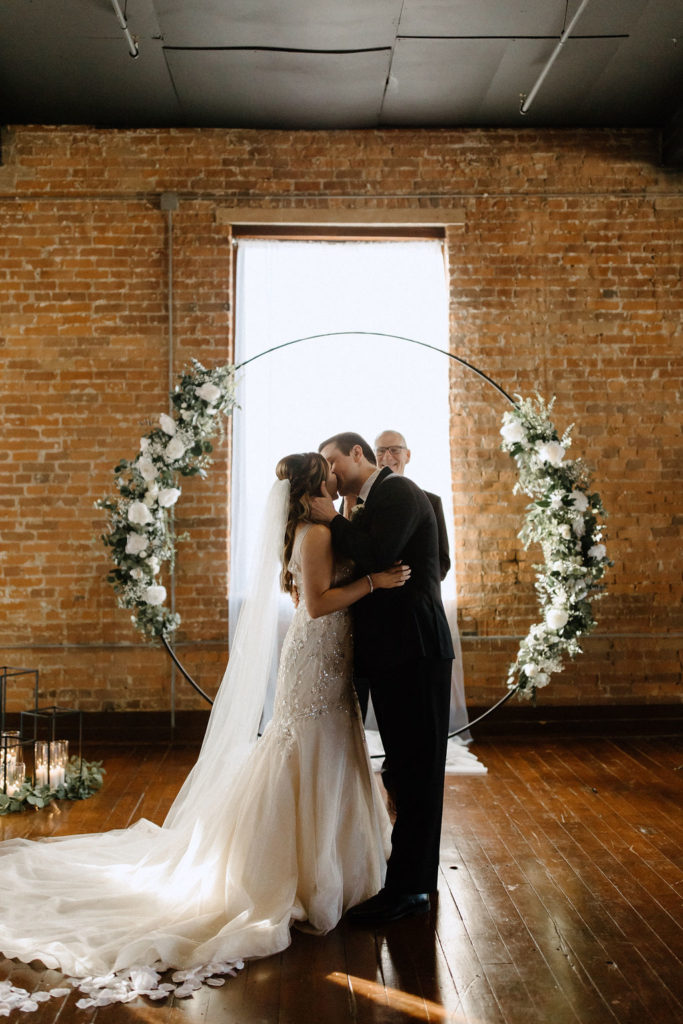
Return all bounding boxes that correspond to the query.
[231,239,469,737]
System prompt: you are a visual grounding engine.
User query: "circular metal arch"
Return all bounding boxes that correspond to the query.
[164,331,521,736]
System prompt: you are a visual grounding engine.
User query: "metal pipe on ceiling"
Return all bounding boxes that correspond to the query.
[520,0,592,114]
[110,0,140,59]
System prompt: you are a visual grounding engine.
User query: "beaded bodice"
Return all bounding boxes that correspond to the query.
[270,523,356,749]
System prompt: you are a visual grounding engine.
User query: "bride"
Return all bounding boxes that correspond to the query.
[0,452,409,1004]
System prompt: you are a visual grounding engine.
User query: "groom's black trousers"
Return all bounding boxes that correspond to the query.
[368,655,452,895]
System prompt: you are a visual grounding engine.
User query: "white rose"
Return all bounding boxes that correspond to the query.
[147,555,161,574]
[125,533,149,556]
[137,455,158,482]
[535,672,550,688]
[546,607,569,631]
[159,413,177,436]
[181,410,193,421]
[559,523,572,539]
[127,501,153,526]
[140,437,150,452]
[195,381,222,404]
[143,483,159,507]
[158,487,181,508]
[569,490,589,512]
[130,567,144,580]
[164,436,186,463]
[588,543,607,560]
[537,441,566,466]
[572,515,586,538]
[500,419,525,444]
[144,585,167,606]
[550,491,565,509]
[523,664,539,677]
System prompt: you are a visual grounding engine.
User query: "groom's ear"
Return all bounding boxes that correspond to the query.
[351,444,364,463]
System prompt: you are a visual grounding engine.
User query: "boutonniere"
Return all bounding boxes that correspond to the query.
[350,502,365,520]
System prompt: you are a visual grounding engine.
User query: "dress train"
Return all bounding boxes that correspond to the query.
[0,522,390,1009]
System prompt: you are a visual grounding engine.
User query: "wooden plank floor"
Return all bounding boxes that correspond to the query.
[1,734,681,1023]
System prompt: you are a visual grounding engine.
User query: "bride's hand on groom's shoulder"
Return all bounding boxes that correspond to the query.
[310,483,338,524]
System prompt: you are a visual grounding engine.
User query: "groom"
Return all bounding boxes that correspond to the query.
[311,431,454,925]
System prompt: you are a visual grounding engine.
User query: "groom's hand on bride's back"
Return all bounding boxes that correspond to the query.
[310,482,338,524]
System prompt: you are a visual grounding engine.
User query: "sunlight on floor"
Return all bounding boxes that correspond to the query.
[327,970,471,1022]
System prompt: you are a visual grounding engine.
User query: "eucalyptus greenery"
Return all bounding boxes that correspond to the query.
[500,394,611,699]
[0,757,105,815]
[96,359,238,638]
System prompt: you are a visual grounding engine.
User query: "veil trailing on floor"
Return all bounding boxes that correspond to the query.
[0,480,290,978]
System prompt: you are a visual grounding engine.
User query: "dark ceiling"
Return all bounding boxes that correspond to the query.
[1,0,682,162]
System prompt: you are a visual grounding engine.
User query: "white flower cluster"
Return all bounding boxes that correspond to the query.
[97,359,237,639]
[0,961,243,1014]
[500,394,611,699]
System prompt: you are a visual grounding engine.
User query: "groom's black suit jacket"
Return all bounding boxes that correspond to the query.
[329,467,454,675]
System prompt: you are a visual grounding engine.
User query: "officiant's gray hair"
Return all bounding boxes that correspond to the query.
[318,432,376,465]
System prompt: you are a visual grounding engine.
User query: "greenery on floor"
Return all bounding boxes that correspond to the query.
[0,757,105,815]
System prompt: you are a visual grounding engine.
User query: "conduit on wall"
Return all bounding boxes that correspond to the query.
[161,192,179,727]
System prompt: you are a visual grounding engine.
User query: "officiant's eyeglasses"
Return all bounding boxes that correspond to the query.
[375,446,407,457]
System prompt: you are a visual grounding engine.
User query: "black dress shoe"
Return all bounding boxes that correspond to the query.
[347,889,430,925]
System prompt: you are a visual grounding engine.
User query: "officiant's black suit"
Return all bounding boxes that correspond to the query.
[328,466,454,893]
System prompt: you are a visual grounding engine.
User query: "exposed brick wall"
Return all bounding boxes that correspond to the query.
[0,125,681,713]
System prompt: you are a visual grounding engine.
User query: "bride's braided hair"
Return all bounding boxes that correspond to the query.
[275,452,329,594]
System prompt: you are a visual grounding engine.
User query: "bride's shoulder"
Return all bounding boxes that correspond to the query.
[291,521,328,567]
[297,521,332,555]
[297,521,330,547]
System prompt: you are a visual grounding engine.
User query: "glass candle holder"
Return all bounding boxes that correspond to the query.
[5,760,25,796]
[34,740,49,788]
[1,731,20,765]
[2,732,21,793]
[49,740,68,789]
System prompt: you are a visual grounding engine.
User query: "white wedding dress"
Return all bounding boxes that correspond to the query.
[0,518,390,1001]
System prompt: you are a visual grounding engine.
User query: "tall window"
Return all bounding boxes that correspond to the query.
[231,238,467,729]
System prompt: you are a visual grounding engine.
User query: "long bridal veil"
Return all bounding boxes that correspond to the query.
[165,478,289,830]
[0,480,291,979]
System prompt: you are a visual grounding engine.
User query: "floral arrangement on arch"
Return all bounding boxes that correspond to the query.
[500,395,611,699]
[96,360,237,638]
